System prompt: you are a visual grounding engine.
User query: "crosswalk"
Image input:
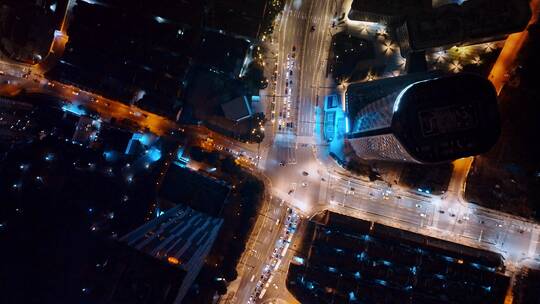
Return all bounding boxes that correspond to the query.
[283,9,324,23]
[274,132,297,164]
[283,8,326,24]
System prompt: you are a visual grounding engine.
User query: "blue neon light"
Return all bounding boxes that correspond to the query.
[147,147,162,162]
[103,151,117,162]
[62,104,86,116]
[132,133,154,146]
[393,79,432,113]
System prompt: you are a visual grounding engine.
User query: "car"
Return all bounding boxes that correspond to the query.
[288,189,294,195]
[301,182,307,187]
[289,70,293,76]
[310,25,316,32]
[72,90,79,95]
[0,70,4,75]
[302,171,308,176]
[279,162,286,167]
[292,46,296,52]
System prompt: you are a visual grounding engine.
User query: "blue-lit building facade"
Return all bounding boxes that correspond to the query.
[346,73,500,164]
[121,204,223,304]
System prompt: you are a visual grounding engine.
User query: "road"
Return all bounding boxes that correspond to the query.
[268,0,337,166]
[230,196,289,304]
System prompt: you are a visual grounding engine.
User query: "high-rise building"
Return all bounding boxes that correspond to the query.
[120,203,223,304]
[346,73,500,163]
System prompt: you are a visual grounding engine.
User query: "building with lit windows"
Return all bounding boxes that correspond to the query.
[287,210,509,304]
[346,73,500,164]
[120,203,223,304]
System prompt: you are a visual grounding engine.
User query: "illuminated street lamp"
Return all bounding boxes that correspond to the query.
[484,43,496,53]
[359,24,369,34]
[434,51,447,63]
[449,60,463,73]
[366,71,375,81]
[381,42,395,55]
[471,56,482,66]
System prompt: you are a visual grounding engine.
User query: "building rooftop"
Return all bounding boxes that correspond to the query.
[391,73,500,163]
[206,0,266,39]
[287,210,509,304]
[96,241,187,304]
[159,164,230,217]
[348,0,432,22]
[400,0,531,52]
[221,96,253,122]
[350,0,431,15]
[121,203,223,272]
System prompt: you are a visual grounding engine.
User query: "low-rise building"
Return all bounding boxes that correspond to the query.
[396,0,531,56]
[287,210,509,304]
[347,0,431,25]
[221,96,253,122]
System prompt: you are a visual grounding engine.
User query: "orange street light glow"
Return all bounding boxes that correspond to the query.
[167,256,180,265]
[488,0,539,94]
